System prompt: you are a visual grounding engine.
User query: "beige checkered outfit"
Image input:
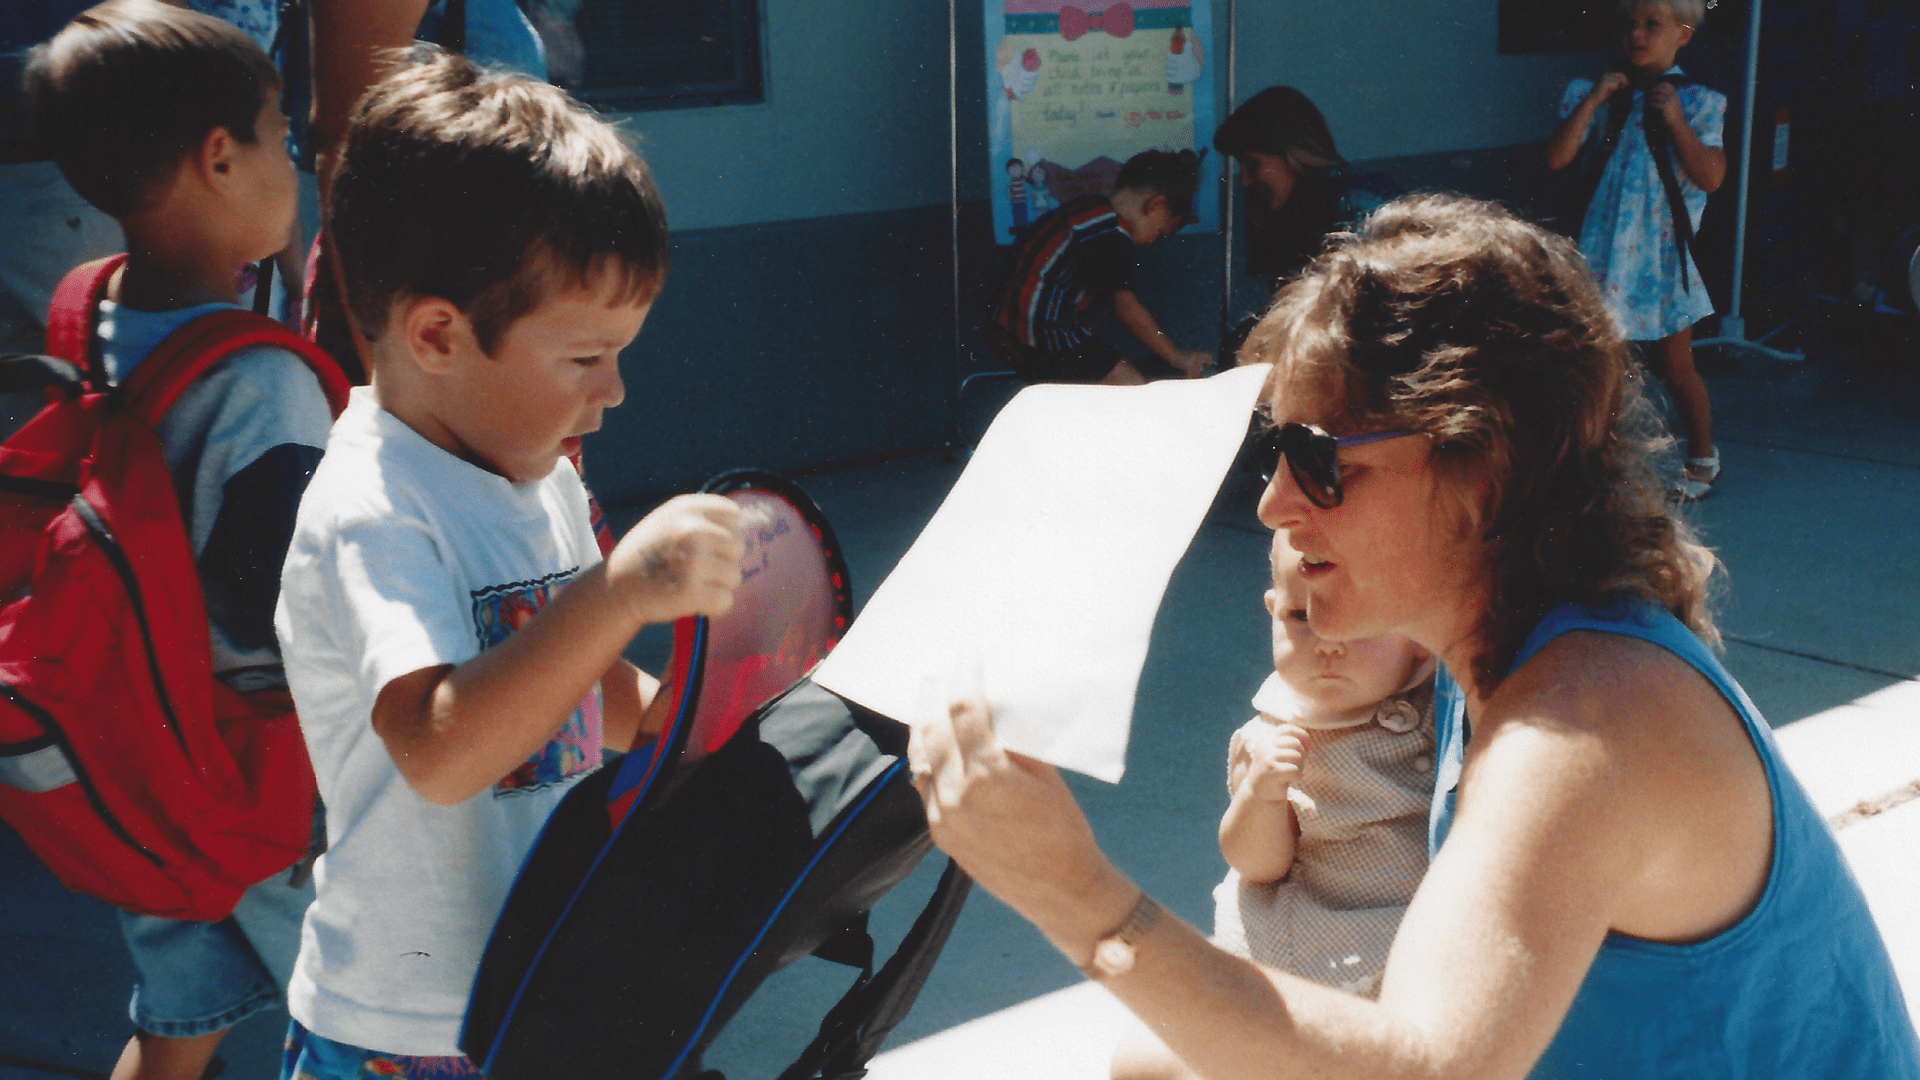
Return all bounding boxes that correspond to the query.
[1212,676,1436,998]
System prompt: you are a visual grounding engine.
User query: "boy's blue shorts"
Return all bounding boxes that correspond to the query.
[282,1020,483,1080]
[117,870,315,1038]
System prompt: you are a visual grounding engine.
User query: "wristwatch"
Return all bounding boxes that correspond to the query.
[1079,891,1163,980]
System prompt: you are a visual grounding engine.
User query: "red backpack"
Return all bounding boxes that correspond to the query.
[0,255,350,920]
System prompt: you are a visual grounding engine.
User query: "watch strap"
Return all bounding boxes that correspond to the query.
[1079,891,1163,980]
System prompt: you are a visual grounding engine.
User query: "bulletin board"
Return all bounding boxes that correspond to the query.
[986,0,1222,241]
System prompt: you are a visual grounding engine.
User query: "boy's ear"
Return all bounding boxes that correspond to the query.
[164,125,236,203]
[401,296,471,375]
[1675,22,1694,47]
[195,125,238,184]
[1263,588,1277,616]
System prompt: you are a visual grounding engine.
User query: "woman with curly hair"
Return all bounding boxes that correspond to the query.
[908,195,1918,1079]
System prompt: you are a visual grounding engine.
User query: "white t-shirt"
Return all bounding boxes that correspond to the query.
[276,388,605,1055]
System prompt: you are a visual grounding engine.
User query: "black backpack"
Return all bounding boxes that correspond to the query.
[462,471,971,1080]
[1556,70,1704,293]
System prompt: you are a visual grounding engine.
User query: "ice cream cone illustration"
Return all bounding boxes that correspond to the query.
[1166,26,1203,94]
[996,36,1041,101]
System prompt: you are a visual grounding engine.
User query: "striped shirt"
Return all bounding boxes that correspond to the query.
[991,195,1135,352]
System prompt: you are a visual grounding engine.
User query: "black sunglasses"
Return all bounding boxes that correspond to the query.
[1252,422,1418,509]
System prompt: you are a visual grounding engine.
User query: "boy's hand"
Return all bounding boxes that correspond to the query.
[1647,82,1685,130]
[1232,718,1305,802]
[608,494,745,625]
[1173,349,1211,378]
[1591,71,1630,102]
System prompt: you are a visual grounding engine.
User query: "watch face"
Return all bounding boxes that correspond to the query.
[1093,937,1136,977]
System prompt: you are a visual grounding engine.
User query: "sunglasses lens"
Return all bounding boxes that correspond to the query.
[1284,425,1342,509]
[1254,424,1343,508]
[1253,424,1286,482]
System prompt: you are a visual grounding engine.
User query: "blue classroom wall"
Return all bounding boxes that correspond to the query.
[584,1,1605,507]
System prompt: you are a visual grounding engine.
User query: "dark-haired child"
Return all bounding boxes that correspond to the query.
[23,4,330,1078]
[273,49,743,1076]
[987,149,1210,385]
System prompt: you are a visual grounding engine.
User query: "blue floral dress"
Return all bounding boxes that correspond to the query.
[191,0,279,52]
[1559,70,1727,341]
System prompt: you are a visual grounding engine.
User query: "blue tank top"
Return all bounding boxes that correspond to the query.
[1430,599,1919,1079]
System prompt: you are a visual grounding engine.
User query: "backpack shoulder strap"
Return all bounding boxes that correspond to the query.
[1642,74,1699,292]
[1572,85,1635,219]
[45,254,128,386]
[117,308,354,427]
[779,860,974,1080]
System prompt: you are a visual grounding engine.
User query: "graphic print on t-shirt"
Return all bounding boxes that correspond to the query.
[471,569,604,794]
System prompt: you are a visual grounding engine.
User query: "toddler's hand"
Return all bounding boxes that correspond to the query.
[1236,720,1305,803]
[608,494,744,625]
[1175,349,1211,378]
[1591,71,1630,101]
[1647,83,1685,129]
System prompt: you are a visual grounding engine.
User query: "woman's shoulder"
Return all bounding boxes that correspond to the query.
[1497,629,1706,711]
[1479,628,1753,795]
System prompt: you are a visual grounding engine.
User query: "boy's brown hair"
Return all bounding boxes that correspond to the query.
[329,48,671,354]
[24,0,279,217]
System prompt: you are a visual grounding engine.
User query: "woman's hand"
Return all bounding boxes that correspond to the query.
[908,696,1137,965]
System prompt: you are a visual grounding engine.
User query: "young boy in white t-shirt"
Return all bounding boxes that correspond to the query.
[273,50,744,1077]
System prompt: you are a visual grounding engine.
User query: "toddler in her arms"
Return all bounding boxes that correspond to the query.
[1211,530,1436,999]
[1113,530,1436,1078]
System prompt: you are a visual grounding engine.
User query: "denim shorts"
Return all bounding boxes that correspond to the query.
[281,1020,483,1080]
[118,870,315,1037]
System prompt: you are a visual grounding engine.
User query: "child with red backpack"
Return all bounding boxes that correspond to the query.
[15,3,346,1078]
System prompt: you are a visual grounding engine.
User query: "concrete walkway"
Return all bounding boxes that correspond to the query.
[2,349,1916,1080]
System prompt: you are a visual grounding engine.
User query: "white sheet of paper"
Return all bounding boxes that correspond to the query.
[811,363,1271,782]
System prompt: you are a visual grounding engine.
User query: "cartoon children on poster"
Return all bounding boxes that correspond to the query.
[987,0,1219,240]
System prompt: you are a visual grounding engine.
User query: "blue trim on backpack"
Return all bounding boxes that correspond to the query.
[477,617,706,1075]
[657,758,910,1080]
[606,617,705,804]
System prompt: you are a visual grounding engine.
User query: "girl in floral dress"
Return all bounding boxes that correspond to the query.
[1545,0,1728,500]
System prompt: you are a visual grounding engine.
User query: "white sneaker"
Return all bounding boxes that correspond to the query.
[1671,454,1720,502]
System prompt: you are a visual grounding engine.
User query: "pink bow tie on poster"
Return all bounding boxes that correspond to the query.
[1059,3,1134,40]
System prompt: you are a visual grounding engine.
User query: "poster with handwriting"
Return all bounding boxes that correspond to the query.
[987,0,1220,242]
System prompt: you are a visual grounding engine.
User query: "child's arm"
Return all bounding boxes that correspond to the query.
[600,658,663,753]
[372,494,742,805]
[1648,84,1726,192]
[1112,289,1210,378]
[1218,720,1305,884]
[1543,72,1629,171]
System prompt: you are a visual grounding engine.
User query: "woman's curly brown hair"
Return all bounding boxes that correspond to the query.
[1242,193,1720,691]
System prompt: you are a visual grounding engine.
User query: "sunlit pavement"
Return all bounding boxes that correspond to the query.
[3,350,1917,1080]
